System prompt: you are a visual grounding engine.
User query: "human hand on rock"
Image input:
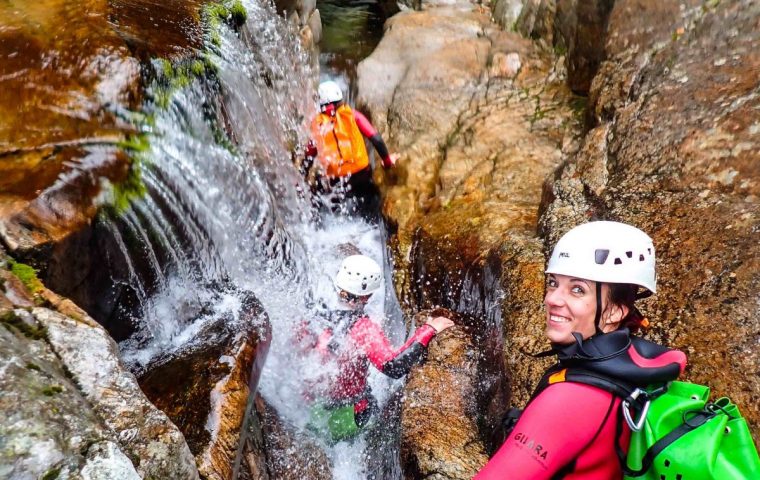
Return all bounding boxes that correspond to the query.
[386,153,400,167]
[426,316,455,333]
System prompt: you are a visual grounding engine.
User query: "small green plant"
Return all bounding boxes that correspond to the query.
[1,312,47,340]
[41,468,61,480]
[42,385,64,396]
[104,134,151,214]
[26,362,41,371]
[8,259,43,294]
[230,0,247,27]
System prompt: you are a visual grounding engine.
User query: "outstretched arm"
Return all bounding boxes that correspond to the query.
[350,317,437,378]
[353,110,396,168]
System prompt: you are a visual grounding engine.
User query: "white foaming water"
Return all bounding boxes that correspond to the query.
[106,0,406,477]
[258,214,406,480]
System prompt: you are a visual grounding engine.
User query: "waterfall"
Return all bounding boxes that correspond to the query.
[95,0,406,478]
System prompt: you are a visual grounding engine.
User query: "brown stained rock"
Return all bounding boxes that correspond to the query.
[139,295,270,480]
[401,315,489,479]
[0,0,205,254]
[110,0,206,60]
[245,395,332,480]
[588,0,703,123]
[197,337,257,480]
[540,0,760,437]
[554,0,615,95]
[357,6,494,200]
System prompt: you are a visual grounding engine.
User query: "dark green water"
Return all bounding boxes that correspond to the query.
[318,0,387,102]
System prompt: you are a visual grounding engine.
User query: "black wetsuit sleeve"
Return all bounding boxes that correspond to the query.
[368,133,390,162]
[380,342,427,379]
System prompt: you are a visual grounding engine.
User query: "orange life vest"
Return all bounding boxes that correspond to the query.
[311,104,369,178]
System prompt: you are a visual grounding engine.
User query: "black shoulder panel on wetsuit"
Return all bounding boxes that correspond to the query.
[369,133,390,161]
[381,342,426,379]
[555,328,683,386]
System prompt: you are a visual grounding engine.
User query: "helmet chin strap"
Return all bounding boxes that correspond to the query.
[594,282,604,336]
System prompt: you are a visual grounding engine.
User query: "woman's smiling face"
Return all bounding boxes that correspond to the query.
[544,273,609,344]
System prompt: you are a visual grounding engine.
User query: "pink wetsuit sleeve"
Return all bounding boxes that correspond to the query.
[474,383,616,480]
[351,318,436,371]
[353,110,393,167]
[353,110,377,137]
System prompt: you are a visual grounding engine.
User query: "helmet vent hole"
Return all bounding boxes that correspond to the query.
[639,254,645,261]
[614,258,622,265]
[626,251,633,258]
[594,249,610,265]
[648,248,652,255]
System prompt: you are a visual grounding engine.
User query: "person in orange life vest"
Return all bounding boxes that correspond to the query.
[474,221,687,480]
[305,80,399,217]
[295,254,453,441]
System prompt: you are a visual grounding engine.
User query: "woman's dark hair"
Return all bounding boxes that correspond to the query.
[607,283,647,333]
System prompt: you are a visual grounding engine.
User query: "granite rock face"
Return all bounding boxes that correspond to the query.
[401,310,496,479]
[0,259,199,479]
[0,0,207,255]
[358,0,580,415]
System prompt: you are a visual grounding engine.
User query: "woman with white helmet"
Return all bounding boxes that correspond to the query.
[297,254,453,442]
[304,80,400,219]
[475,221,687,480]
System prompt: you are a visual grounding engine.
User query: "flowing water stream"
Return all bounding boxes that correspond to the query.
[100,0,403,477]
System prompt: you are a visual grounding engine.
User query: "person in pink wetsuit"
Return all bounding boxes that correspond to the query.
[474,221,687,480]
[296,254,454,442]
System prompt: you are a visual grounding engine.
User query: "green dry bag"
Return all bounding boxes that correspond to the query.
[624,381,760,480]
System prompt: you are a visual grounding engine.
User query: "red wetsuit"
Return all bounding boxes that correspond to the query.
[475,330,687,480]
[298,312,436,414]
[475,383,630,480]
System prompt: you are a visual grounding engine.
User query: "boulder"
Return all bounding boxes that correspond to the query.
[357,0,580,413]
[138,292,271,480]
[0,258,200,479]
[401,309,500,479]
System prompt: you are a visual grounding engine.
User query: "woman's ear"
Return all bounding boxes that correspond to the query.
[601,303,629,333]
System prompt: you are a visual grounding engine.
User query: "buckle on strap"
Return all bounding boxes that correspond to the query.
[622,388,651,432]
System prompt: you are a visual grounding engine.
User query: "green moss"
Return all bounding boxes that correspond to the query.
[105,134,150,214]
[8,259,43,294]
[230,0,247,27]
[1,312,47,340]
[191,59,206,76]
[569,95,588,121]
[42,385,64,396]
[203,0,247,46]
[42,468,61,480]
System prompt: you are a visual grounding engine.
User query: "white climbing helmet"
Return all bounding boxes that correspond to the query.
[334,255,382,296]
[318,80,343,107]
[546,221,657,294]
